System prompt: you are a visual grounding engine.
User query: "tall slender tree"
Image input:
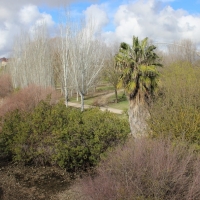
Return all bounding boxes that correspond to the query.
[60,18,105,111]
[103,48,121,103]
[115,36,161,136]
[9,24,54,89]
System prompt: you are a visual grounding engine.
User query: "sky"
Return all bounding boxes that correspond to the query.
[0,0,200,57]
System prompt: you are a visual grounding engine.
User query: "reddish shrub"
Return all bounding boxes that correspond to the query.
[0,84,61,117]
[0,74,13,98]
[78,138,200,200]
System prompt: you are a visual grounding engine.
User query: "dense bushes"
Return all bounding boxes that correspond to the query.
[72,61,200,199]
[0,101,129,171]
[149,62,200,148]
[77,137,200,200]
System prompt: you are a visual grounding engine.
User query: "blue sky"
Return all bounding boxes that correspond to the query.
[38,0,200,19]
[169,0,200,14]
[1,0,200,57]
[37,0,200,36]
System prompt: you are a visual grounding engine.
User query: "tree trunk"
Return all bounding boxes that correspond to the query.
[128,99,150,137]
[64,86,68,107]
[114,88,118,103]
[76,92,79,101]
[80,92,84,112]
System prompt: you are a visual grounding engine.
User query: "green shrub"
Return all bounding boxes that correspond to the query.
[0,101,129,171]
[149,62,200,148]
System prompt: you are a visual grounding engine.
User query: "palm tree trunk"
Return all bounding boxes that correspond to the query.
[128,98,150,137]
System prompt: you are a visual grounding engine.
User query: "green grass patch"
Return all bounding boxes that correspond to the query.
[108,101,128,110]
[96,85,114,92]
[69,96,96,105]
[107,91,126,102]
[68,89,128,111]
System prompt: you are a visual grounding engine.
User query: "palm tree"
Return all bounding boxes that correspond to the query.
[115,36,161,136]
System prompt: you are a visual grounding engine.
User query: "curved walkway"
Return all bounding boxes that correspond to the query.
[67,102,124,114]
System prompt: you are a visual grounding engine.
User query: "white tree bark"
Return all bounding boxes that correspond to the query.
[60,18,105,111]
[9,24,54,89]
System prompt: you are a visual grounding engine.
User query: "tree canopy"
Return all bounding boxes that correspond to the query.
[115,36,161,104]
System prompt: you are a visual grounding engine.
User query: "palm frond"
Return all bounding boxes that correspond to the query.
[115,35,161,100]
[117,78,123,89]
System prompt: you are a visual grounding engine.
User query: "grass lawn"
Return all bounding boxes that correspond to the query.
[108,101,128,110]
[69,94,104,105]
[96,85,115,92]
[106,91,128,110]
[69,90,129,111]
[107,95,128,110]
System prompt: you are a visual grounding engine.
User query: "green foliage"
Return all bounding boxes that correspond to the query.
[0,101,129,171]
[115,36,161,101]
[149,62,200,148]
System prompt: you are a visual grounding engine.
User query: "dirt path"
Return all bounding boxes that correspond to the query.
[67,89,125,114]
[91,89,124,100]
[67,102,124,114]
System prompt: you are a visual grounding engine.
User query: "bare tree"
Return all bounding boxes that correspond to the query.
[49,37,63,90]
[167,39,197,64]
[157,39,198,66]
[103,47,122,103]
[60,18,105,111]
[9,24,54,89]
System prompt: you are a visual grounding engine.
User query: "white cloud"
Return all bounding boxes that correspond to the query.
[0,0,90,8]
[0,30,7,50]
[19,5,54,27]
[84,4,109,33]
[101,0,200,49]
[0,4,55,57]
[1,0,200,57]
[0,0,95,57]
[19,5,42,25]
[0,6,11,20]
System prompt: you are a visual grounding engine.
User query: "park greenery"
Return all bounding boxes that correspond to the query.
[149,61,200,149]
[0,100,129,171]
[115,36,161,136]
[0,20,200,199]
